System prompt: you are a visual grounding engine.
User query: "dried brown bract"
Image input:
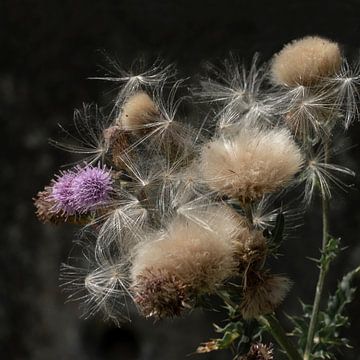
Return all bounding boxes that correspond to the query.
[132,268,190,318]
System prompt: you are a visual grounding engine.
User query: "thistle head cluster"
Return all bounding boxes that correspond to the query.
[34,35,358,331]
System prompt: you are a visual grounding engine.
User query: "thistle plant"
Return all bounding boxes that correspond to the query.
[34,36,360,359]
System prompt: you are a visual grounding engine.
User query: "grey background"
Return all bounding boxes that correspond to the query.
[1,0,360,359]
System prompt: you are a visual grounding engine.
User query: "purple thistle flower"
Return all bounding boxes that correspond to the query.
[51,170,77,215]
[71,165,113,212]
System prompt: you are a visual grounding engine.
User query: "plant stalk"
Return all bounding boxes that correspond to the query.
[259,314,302,360]
[303,141,331,360]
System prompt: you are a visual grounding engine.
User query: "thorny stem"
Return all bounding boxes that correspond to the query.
[259,314,302,360]
[304,140,331,360]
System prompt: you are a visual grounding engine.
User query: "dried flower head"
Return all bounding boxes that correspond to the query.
[271,36,342,86]
[240,271,291,319]
[131,213,239,300]
[132,268,190,318]
[199,127,304,201]
[118,92,159,131]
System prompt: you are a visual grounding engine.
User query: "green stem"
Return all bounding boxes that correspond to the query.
[259,314,302,360]
[243,203,253,227]
[304,141,331,360]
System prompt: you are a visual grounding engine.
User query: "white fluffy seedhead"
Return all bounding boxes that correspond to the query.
[271,36,342,86]
[199,127,304,201]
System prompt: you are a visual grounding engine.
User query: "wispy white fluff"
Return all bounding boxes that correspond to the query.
[50,104,111,165]
[327,58,360,128]
[60,238,132,325]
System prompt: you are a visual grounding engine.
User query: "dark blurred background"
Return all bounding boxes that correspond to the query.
[1,0,360,359]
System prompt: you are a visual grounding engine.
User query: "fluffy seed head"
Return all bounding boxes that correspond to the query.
[131,212,239,298]
[271,36,342,86]
[132,268,190,318]
[199,127,304,201]
[240,271,291,319]
[118,92,159,131]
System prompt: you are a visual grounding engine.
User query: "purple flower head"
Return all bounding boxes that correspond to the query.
[51,170,77,215]
[71,165,113,212]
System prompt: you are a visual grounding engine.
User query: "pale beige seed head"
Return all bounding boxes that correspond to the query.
[199,128,304,201]
[240,272,291,319]
[271,36,341,86]
[131,209,240,295]
[178,204,267,269]
[117,92,159,131]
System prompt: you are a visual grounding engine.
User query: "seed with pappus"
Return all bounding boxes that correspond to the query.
[271,36,342,86]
